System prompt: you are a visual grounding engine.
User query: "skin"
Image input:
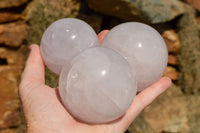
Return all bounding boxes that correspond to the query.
[19,30,172,133]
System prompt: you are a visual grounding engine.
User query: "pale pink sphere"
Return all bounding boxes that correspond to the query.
[40,18,98,74]
[101,22,168,91]
[59,47,137,124]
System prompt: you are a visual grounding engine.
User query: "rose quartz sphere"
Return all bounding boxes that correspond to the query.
[40,18,98,74]
[59,47,137,124]
[41,18,167,124]
[101,22,168,91]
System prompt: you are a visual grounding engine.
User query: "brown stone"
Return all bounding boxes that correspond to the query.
[0,0,28,8]
[0,47,25,66]
[128,114,155,133]
[187,95,200,133]
[0,13,21,23]
[168,54,179,65]
[0,22,27,47]
[130,84,200,132]
[129,84,190,132]
[0,127,25,133]
[164,66,179,80]
[162,30,180,54]
[0,129,17,133]
[0,67,21,128]
[186,0,200,12]
[178,6,200,94]
[0,48,25,128]
[142,84,189,133]
[2,110,21,128]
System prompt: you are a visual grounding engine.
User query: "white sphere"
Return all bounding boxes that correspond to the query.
[101,22,168,91]
[59,47,137,124]
[40,18,98,74]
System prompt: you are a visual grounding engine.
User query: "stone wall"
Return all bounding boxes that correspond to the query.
[0,0,200,132]
[0,0,28,132]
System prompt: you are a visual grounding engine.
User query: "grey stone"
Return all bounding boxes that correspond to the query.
[87,0,186,23]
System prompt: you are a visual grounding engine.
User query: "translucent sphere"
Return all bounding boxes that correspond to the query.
[59,47,137,124]
[101,22,168,91]
[40,18,98,74]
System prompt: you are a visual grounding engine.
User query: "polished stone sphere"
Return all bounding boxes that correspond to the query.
[101,22,168,91]
[41,18,167,124]
[40,18,98,74]
[59,47,137,124]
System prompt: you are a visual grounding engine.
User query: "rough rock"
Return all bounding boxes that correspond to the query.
[0,22,27,47]
[24,0,80,45]
[0,13,21,23]
[130,84,190,133]
[0,67,21,128]
[168,54,179,65]
[186,0,200,12]
[178,6,200,94]
[0,47,25,66]
[87,0,145,22]
[87,0,185,23]
[0,129,14,133]
[2,110,21,128]
[187,95,200,133]
[0,126,26,133]
[128,115,154,133]
[162,30,180,54]
[0,129,18,133]
[0,48,25,128]
[164,66,179,80]
[0,0,29,8]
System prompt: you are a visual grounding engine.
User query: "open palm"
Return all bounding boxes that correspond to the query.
[19,30,171,133]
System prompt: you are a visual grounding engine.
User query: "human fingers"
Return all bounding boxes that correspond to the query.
[19,44,45,90]
[97,30,109,45]
[133,77,172,110]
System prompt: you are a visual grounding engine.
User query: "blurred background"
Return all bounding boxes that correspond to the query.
[0,0,200,132]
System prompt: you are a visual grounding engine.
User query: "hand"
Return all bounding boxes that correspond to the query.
[19,30,172,133]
